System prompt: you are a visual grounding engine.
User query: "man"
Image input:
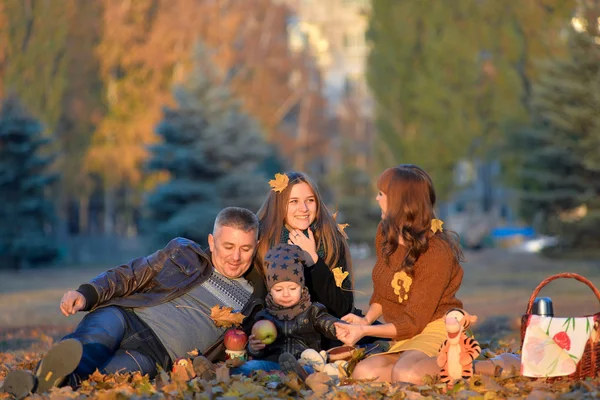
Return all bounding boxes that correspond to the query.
[1,207,266,398]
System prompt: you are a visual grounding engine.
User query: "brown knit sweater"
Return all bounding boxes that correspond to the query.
[370,224,463,341]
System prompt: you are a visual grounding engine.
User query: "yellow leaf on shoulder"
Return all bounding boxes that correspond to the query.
[431,218,444,233]
[209,305,245,328]
[268,173,289,193]
[332,267,349,288]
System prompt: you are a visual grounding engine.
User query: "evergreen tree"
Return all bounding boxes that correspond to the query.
[366,0,573,198]
[145,46,269,246]
[509,22,600,252]
[0,97,59,269]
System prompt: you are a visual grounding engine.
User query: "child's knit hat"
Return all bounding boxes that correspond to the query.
[264,244,307,291]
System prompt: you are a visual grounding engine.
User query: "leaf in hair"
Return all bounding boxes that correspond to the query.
[268,173,289,193]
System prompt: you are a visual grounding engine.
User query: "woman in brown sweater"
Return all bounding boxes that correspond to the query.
[335,164,465,383]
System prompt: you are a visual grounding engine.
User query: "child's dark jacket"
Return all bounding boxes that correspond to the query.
[248,302,339,362]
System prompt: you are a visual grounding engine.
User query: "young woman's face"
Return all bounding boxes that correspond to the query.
[376,190,388,219]
[270,281,302,307]
[285,182,317,231]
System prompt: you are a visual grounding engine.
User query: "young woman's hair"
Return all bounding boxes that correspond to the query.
[256,171,352,277]
[377,164,463,275]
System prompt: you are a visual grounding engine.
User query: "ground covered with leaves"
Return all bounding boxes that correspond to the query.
[2,326,600,399]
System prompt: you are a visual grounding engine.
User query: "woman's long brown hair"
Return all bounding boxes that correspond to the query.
[377,165,463,275]
[256,171,353,279]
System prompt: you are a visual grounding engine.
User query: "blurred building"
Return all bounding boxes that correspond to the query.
[281,0,374,176]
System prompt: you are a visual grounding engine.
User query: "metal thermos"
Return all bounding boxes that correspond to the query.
[532,296,554,316]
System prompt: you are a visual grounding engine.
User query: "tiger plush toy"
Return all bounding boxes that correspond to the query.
[437,308,481,389]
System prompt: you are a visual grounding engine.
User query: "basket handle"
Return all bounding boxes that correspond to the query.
[526,272,600,314]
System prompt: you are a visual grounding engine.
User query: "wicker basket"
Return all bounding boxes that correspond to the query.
[520,272,600,379]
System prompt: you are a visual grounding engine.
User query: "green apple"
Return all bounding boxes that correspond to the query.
[251,320,278,345]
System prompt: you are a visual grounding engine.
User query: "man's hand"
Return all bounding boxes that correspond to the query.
[341,313,369,325]
[334,322,365,346]
[60,291,86,316]
[248,334,266,352]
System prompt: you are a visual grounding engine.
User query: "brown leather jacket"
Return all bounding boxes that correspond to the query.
[76,237,266,361]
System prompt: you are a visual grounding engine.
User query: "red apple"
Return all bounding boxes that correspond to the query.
[251,320,278,345]
[223,329,248,351]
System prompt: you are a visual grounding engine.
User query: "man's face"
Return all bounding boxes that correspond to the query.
[208,225,258,279]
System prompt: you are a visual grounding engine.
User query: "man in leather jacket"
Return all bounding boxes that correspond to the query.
[1,207,266,398]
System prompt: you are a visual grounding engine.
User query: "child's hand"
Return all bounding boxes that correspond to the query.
[334,322,364,346]
[248,334,266,352]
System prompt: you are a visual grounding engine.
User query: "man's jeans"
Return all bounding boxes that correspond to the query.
[63,306,158,378]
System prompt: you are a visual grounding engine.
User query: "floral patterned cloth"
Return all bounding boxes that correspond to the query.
[521,314,594,377]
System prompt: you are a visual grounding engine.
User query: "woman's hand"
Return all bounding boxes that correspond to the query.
[288,228,318,263]
[334,322,365,346]
[248,335,266,352]
[341,313,370,325]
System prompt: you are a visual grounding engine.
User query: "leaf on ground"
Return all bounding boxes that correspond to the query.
[210,305,245,328]
[305,372,333,396]
[187,348,199,357]
[470,375,506,394]
[88,369,107,383]
[215,365,230,383]
[344,347,366,376]
[527,389,558,400]
[282,373,303,392]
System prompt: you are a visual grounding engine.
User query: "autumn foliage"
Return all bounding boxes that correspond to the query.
[2,327,600,399]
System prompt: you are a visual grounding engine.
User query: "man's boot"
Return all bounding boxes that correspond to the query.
[3,339,83,397]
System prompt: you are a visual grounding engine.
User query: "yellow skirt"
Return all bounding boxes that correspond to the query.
[372,318,446,358]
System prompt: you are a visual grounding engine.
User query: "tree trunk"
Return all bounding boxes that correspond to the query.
[79,194,89,234]
[103,186,115,235]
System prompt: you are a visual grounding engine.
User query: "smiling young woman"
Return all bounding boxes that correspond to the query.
[255,171,354,319]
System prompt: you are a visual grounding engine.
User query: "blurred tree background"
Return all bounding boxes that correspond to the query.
[0,0,598,268]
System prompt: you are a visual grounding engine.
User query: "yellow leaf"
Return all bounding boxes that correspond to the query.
[187,348,199,357]
[332,211,338,221]
[332,267,349,288]
[337,223,349,239]
[305,372,333,396]
[209,305,245,328]
[268,173,289,193]
[431,218,444,233]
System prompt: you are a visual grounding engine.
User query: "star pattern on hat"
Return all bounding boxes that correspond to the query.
[293,268,299,276]
[280,263,289,270]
